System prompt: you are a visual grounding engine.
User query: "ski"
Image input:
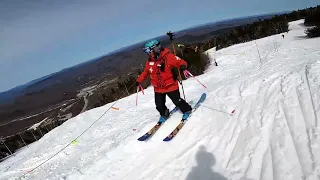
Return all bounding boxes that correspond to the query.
[163,93,206,141]
[137,100,193,141]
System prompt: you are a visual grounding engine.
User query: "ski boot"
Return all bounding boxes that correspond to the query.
[159,109,170,123]
[182,110,193,120]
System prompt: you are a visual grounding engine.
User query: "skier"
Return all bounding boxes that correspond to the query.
[136,39,193,122]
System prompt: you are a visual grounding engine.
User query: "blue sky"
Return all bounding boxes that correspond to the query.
[0,0,318,93]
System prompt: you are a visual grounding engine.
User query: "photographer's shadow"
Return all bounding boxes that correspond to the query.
[186,145,227,180]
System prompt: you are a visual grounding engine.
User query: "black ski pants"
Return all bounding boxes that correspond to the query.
[155,89,192,116]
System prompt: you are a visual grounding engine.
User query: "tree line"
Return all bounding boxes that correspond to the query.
[192,5,320,52]
[304,5,320,38]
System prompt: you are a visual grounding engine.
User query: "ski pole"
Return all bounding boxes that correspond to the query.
[139,84,145,95]
[201,104,233,116]
[136,86,139,106]
[177,63,186,100]
[166,31,187,101]
[136,85,145,106]
[183,70,207,89]
[211,94,235,115]
[183,70,235,114]
[178,78,186,100]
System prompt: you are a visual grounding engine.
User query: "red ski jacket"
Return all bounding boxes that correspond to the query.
[136,48,187,93]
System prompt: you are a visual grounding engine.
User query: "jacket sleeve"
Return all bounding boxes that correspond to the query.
[167,53,187,68]
[136,61,149,83]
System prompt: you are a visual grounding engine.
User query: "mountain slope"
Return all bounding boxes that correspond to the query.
[1,19,320,180]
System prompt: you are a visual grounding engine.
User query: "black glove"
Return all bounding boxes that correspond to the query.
[136,81,140,86]
[180,65,187,71]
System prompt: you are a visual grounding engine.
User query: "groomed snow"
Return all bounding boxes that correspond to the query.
[1,19,320,180]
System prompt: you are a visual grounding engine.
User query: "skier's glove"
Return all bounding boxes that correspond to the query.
[136,81,140,86]
[181,65,190,78]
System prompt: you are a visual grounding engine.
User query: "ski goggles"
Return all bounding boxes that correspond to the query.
[143,45,161,54]
[143,47,153,54]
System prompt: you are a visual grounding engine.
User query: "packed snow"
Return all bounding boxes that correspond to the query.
[1,19,320,180]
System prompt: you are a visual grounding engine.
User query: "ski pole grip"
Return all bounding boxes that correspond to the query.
[183,70,190,78]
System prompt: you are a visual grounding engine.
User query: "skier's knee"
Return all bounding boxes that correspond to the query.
[172,98,183,106]
[176,99,192,113]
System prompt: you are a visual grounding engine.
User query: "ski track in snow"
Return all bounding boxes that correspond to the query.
[1,19,320,180]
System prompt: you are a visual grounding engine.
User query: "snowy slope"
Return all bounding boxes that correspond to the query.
[1,19,320,180]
